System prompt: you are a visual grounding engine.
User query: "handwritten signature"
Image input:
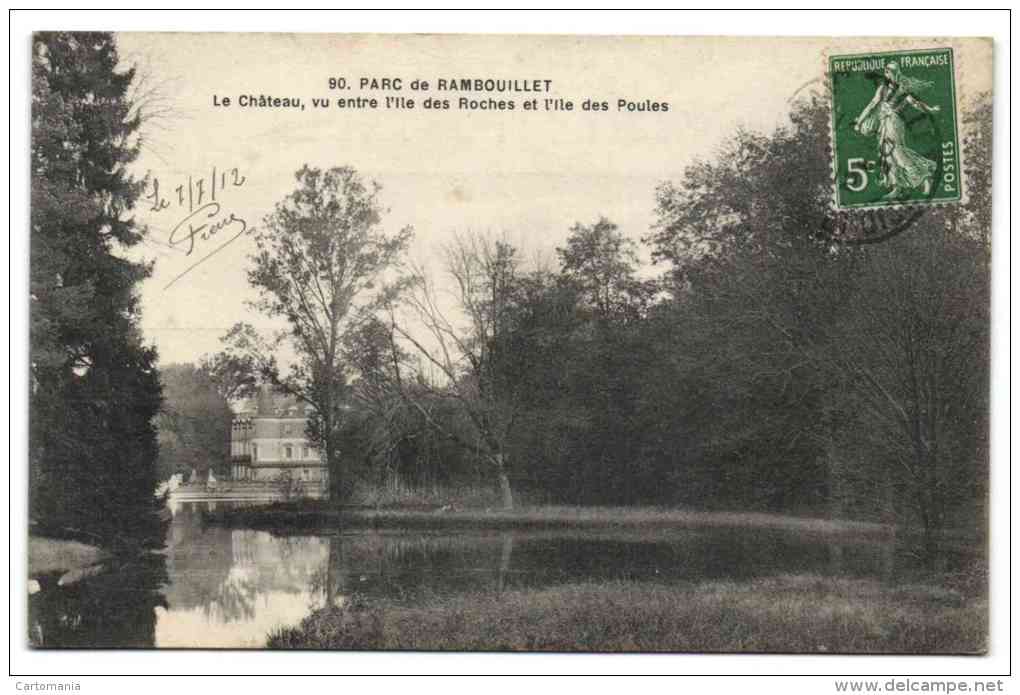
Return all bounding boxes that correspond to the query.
[145,167,254,289]
[168,203,248,256]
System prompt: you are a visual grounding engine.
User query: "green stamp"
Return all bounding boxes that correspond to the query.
[829,48,961,209]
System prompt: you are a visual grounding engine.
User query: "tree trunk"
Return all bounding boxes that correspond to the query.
[326,535,344,608]
[495,453,514,510]
[825,436,843,520]
[881,466,896,528]
[326,437,342,504]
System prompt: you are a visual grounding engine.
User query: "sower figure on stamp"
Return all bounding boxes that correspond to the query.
[853,60,941,200]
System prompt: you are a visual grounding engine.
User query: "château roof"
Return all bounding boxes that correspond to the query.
[233,385,311,418]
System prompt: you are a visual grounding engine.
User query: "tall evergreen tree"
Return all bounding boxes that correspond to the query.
[30,32,164,547]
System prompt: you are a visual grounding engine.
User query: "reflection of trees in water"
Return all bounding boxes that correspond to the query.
[306,535,346,610]
[206,566,261,623]
[162,503,236,616]
[310,528,949,606]
[204,533,331,622]
[163,504,328,624]
[500,530,909,585]
[315,532,517,604]
[164,505,330,624]
[498,532,514,592]
[28,553,168,648]
[168,505,960,623]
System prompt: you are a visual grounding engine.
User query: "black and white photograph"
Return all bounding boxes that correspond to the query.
[9,9,1010,687]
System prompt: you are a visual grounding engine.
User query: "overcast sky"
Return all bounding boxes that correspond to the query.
[116,33,992,366]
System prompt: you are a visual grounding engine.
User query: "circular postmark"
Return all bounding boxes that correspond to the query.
[789,76,933,246]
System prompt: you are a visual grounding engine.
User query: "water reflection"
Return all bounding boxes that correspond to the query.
[28,501,973,649]
[156,502,330,647]
[28,553,168,648]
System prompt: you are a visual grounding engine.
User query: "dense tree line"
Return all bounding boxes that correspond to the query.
[30,33,164,546]
[334,96,990,543]
[216,95,988,544]
[635,97,990,542]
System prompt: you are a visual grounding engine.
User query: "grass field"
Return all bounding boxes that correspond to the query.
[28,536,106,576]
[266,574,986,653]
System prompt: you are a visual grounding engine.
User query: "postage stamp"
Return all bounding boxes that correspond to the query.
[829,48,961,209]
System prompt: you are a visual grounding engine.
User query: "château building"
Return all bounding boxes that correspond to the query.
[228,385,328,489]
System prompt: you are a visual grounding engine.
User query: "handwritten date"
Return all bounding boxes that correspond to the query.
[145,166,253,289]
[146,166,247,215]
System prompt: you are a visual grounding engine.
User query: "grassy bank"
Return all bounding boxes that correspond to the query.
[203,500,893,539]
[349,482,513,510]
[267,575,986,653]
[28,536,106,576]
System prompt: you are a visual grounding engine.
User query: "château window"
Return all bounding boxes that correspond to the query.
[285,445,293,459]
[251,444,258,461]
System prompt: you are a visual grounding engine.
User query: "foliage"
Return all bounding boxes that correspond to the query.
[557,216,655,321]
[273,471,307,501]
[372,95,989,535]
[198,350,260,403]
[643,95,990,540]
[229,166,412,502]
[30,32,165,547]
[155,363,234,481]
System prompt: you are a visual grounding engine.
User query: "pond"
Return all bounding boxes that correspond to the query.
[27,500,973,648]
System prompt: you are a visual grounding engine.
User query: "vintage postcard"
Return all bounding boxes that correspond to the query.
[27,32,993,654]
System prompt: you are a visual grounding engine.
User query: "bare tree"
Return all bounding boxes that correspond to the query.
[387,233,521,509]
